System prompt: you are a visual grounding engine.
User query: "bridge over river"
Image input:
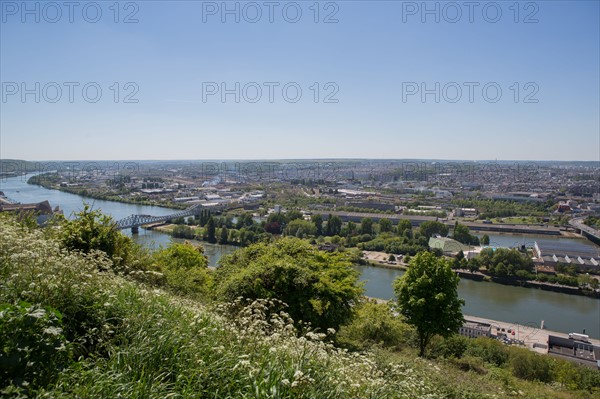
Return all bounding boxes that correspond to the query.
[115,203,204,232]
[569,217,600,245]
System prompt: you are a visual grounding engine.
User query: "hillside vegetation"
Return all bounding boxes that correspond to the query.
[0,213,599,398]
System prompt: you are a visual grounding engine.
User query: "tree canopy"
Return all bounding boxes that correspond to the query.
[419,221,449,239]
[58,204,134,270]
[360,218,374,235]
[452,222,480,245]
[285,219,317,238]
[151,242,212,298]
[311,214,324,236]
[378,218,393,233]
[393,251,464,357]
[214,237,363,331]
[478,248,534,277]
[205,216,216,243]
[325,215,342,236]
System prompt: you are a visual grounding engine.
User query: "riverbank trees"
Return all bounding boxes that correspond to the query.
[2,213,599,397]
[478,248,534,277]
[452,222,480,245]
[214,238,363,331]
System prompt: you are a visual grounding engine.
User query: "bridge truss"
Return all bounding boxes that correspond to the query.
[115,203,204,230]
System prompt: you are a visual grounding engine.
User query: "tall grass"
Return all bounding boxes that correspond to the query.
[1,216,446,398]
[1,215,597,398]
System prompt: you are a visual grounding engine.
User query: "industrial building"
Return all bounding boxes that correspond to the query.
[459,320,492,339]
[547,335,600,369]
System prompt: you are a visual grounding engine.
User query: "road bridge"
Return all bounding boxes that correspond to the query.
[115,203,204,233]
[569,217,600,245]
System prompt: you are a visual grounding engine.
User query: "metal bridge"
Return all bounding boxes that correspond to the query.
[115,203,204,231]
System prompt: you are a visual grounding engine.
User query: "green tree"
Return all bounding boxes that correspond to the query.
[465,337,508,366]
[509,347,552,382]
[172,225,195,239]
[393,251,464,357]
[326,215,342,236]
[553,359,581,389]
[452,223,480,245]
[379,218,393,233]
[479,248,534,277]
[285,219,317,237]
[152,242,212,297]
[360,218,373,235]
[396,219,413,235]
[286,209,304,222]
[336,300,413,349]
[206,216,216,243]
[343,221,357,237]
[467,258,480,273]
[236,213,254,229]
[58,204,134,270]
[481,234,490,245]
[218,226,229,244]
[215,238,363,331]
[153,242,208,270]
[311,214,323,236]
[419,221,449,239]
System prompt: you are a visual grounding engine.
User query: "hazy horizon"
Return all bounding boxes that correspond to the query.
[4,155,600,163]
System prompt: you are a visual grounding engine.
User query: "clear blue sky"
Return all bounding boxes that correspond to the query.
[1,0,599,161]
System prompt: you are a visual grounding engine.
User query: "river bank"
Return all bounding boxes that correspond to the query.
[458,314,600,354]
[142,224,600,300]
[2,173,599,338]
[457,271,600,298]
[366,296,600,354]
[27,176,186,210]
[362,250,600,299]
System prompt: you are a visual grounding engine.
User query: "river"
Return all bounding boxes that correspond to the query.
[2,174,599,338]
[358,266,600,338]
[478,233,599,257]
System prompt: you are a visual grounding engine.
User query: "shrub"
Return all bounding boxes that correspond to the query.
[215,238,363,331]
[0,302,71,390]
[151,242,212,298]
[440,334,470,359]
[508,347,552,382]
[57,205,137,271]
[453,355,487,374]
[337,300,414,350]
[465,337,508,367]
[0,216,125,358]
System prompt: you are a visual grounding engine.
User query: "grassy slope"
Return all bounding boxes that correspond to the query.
[0,216,597,398]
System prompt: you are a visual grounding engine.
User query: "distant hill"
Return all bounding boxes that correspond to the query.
[0,159,38,177]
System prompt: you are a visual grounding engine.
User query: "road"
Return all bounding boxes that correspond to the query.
[569,217,600,240]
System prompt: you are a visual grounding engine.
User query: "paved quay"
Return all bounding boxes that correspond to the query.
[458,315,600,354]
[365,296,599,354]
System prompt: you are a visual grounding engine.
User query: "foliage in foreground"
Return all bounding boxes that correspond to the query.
[215,237,364,331]
[394,251,465,357]
[1,214,598,398]
[0,216,445,398]
[150,241,213,298]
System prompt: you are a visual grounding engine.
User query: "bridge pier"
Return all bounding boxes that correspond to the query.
[131,226,139,234]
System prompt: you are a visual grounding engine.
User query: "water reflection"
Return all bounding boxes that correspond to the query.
[356,265,600,339]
